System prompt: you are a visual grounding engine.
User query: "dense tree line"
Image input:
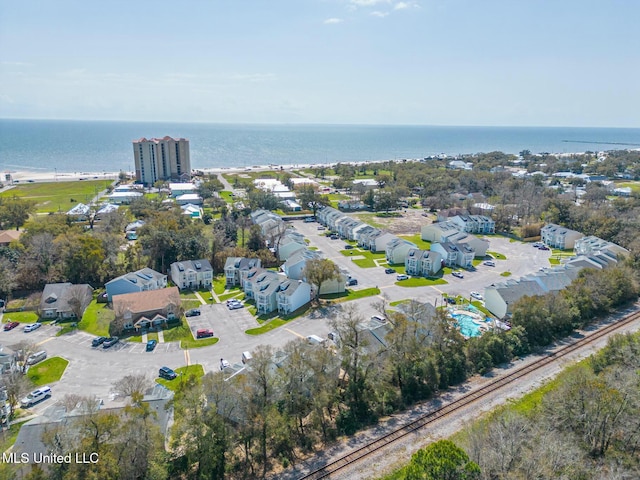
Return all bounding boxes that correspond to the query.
[454,331,640,479]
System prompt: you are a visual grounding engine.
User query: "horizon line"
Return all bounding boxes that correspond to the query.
[1,117,639,130]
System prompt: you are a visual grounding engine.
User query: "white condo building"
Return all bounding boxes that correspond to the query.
[133,136,191,186]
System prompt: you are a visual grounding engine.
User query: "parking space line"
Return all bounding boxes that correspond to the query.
[184,349,191,365]
[284,328,305,339]
[35,337,55,347]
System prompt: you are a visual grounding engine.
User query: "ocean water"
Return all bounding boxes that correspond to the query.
[1,118,639,174]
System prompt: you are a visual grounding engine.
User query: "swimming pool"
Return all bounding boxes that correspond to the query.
[449,310,490,338]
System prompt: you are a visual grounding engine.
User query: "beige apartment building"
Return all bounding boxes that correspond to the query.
[133,136,191,186]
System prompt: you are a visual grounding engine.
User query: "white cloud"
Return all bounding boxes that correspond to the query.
[370,11,389,17]
[394,1,419,10]
[323,18,344,24]
[351,0,391,6]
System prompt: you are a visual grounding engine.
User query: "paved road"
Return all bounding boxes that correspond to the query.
[3,221,551,412]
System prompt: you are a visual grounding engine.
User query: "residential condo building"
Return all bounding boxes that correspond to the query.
[133,136,191,186]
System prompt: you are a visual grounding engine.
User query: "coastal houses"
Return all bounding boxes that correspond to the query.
[40,283,93,320]
[170,259,213,291]
[112,287,181,332]
[224,257,261,287]
[405,249,443,277]
[540,223,584,250]
[105,268,167,302]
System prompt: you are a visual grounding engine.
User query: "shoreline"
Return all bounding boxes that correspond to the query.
[3,146,635,185]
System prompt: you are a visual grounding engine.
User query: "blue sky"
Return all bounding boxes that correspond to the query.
[1,0,638,127]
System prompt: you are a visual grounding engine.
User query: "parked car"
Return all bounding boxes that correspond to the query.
[470,291,483,301]
[347,278,358,286]
[483,261,496,267]
[344,244,354,249]
[196,329,214,338]
[26,350,47,365]
[146,339,157,351]
[91,336,106,347]
[317,226,326,230]
[3,321,19,331]
[102,337,119,348]
[20,386,52,408]
[396,274,409,281]
[159,366,177,380]
[384,268,396,274]
[185,309,201,317]
[446,297,457,304]
[227,300,243,310]
[330,234,339,240]
[24,323,42,333]
[304,217,315,223]
[452,271,464,278]
[220,358,230,370]
[539,245,550,250]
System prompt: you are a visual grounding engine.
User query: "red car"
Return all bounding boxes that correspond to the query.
[196,329,214,339]
[3,322,19,331]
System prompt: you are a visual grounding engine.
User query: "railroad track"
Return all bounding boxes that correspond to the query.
[298,307,640,480]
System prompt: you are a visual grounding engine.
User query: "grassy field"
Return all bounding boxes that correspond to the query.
[0,420,29,454]
[398,234,431,249]
[156,364,205,391]
[26,357,69,386]
[78,300,113,337]
[182,336,219,349]
[320,287,380,303]
[2,311,39,324]
[0,180,112,213]
[396,277,447,287]
[342,249,386,268]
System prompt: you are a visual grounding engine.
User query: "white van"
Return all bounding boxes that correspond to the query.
[241,351,252,364]
[26,351,47,366]
[307,335,325,346]
[370,315,386,323]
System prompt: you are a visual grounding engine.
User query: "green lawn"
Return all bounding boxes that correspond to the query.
[395,277,447,287]
[26,357,69,386]
[500,271,512,277]
[615,181,640,193]
[0,420,29,453]
[398,234,431,249]
[246,319,288,335]
[213,276,227,295]
[181,336,219,349]
[0,180,112,213]
[486,251,507,260]
[219,191,234,203]
[320,287,380,303]
[78,300,113,337]
[2,311,39,324]
[147,331,159,342]
[343,249,386,268]
[156,364,205,391]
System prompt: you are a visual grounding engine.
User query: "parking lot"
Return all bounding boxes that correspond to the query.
[2,221,553,408]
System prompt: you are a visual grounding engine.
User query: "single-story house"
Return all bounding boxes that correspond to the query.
[0,230,21,247]
[108,191,143,204]
[40,283,93,320]
[66,203,90,220]
[169,182,198,197]
[112,287,181,331]
[175,193,203,206]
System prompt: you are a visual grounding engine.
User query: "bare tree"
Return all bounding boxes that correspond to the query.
[1,371,32,417]
[112,374,152,398]
[302,258,342,299]
[66,284,93,321]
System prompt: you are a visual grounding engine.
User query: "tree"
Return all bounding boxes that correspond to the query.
[111,374,152,398]
[405,440,480,480]
[66,284,93,321]
[302,258,342,299]
[247,224,265,252]
[0,196,36,230]
[0,257,17,300]
[1,371,32,417]
[297,185,329,218]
